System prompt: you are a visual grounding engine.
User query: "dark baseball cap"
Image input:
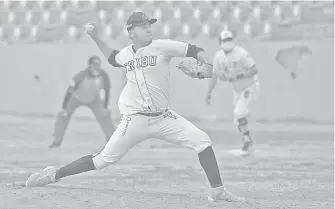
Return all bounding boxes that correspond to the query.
[126,12,157,31]
[88,56,101,64]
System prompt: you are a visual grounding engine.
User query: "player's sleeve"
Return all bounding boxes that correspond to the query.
[107,50,123,67]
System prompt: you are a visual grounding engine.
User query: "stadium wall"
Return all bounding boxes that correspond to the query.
[0,38,333,123]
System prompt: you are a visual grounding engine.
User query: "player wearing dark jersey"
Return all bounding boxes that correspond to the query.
[49,56,115,148]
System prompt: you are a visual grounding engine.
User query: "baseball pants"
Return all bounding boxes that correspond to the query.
[233,81,260,124]
[53,96,115,145]
[92,110,212,169]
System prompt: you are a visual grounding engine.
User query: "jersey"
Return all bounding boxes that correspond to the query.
[71,69,110,104]
[110,39,189,115]
[213,46,258,92]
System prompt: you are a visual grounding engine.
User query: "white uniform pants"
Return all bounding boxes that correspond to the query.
[92,110,212,169]
[233,81,260,125]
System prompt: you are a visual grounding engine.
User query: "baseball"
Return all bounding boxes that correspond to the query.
[85,23,95,32]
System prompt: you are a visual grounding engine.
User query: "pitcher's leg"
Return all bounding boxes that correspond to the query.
[92,115,147,169]
[90,103,115,141]
[26,114,149,187]
[155,111,244,202]
[50,97,80,148]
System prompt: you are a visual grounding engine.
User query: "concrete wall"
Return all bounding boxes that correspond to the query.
[0,38,333,123]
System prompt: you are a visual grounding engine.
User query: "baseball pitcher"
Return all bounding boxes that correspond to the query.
[206,30,260,156]
[49,56,115,148]
[26,12,245,203]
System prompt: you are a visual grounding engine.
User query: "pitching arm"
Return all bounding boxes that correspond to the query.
[90,37,123,68]
[86,22,123,67]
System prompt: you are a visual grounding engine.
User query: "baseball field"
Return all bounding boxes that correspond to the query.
[0,34,333,209]
[0,115,333,209]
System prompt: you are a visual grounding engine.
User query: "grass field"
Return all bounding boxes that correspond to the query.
[0,115,333,209]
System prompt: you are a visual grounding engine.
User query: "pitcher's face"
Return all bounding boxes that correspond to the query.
[131,22,153,44]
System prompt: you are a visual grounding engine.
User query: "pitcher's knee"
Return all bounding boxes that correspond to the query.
[92,152,122,170]
[193,132,212,153]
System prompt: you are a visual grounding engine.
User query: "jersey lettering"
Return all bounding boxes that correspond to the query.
[125,56,157,72]
[142,56,148,67]
[148,56,157,66]
[115,40,189,115]
[127,60,135,72]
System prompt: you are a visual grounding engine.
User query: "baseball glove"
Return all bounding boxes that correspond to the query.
[176,58,213,79]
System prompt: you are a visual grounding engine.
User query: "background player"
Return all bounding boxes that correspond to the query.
[26,12,245,203]
[49,56,115,148]
[206,30,260,156]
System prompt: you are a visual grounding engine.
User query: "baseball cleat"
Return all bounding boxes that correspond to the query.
[25,166,59,187]
[208,186,246,203]
[48,143,61,149]
[240,140,254,156]
[238,150,253,156]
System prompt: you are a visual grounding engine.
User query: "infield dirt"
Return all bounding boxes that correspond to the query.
[0,116,333,209]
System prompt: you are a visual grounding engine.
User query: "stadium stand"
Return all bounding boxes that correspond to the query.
[0,0,333,44]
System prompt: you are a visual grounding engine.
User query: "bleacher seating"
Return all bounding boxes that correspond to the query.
[0,0,333,44]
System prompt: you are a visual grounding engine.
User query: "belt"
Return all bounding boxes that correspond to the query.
[137,110,168,117]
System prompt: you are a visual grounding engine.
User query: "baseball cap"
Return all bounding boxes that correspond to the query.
[88,56,101,65]
[126,12,157,31]
[219,30,233,41]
